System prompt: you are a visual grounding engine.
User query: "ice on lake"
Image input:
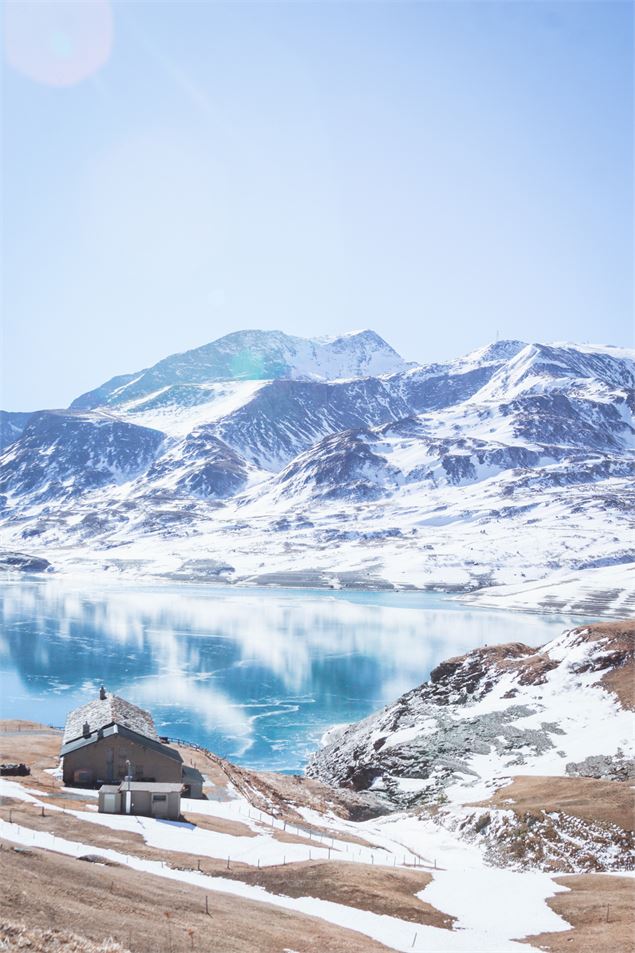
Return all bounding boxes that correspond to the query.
[0,578,581,772]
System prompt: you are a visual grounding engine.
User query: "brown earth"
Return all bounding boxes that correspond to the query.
[569,621,635,711]
[0,840,394,953]
[523,873,635,953]
[224,861,454,928]
[0,723,64,790]
[602,664,635,711]
[479,775,635,831]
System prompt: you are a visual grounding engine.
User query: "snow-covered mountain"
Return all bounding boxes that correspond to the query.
[0,330,633,614]
[70,329,410,411]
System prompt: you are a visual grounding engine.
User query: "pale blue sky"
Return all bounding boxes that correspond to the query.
[2,0,633,410]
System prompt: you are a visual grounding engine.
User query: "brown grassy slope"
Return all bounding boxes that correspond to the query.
[570,621,634,710]
[480,776,635,831]
[0,842,394,953]
[0,725,450,930]
[523,874,635,953]
[224,862,453,929]
[0,724,62,789]
[429,620,634,712]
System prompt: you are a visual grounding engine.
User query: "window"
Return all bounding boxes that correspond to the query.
[153,794,167,802]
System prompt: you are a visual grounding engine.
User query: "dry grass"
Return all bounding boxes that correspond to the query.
[0,841,393,953]
[566,621,634,710]
[479,776,635,831]
[0,723,448,949]
[0,724,63,790]
[0,799,252,878]
[523,874,635,953]
[224,861,454,929]
[0,921,129,952]
[601,664,635,711]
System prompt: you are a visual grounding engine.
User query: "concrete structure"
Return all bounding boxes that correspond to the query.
[60,687,203,797]
[98,781,183,819]
[183,764,204,799]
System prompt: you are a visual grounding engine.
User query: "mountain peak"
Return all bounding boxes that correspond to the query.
[70,329,409,411]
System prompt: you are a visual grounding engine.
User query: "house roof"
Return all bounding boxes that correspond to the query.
[60,722,182,763]
[63,693,159,745]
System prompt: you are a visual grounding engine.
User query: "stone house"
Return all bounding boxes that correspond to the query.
[60,687,203,798]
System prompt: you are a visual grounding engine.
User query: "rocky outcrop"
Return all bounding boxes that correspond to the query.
[0,551,52,573]
[307,623,635,808]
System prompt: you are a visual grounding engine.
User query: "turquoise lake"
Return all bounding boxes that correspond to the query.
[0,578,581,772]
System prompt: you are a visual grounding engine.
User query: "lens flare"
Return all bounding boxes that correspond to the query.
[4,0,113,87]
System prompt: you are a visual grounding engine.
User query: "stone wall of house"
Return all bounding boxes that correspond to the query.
[63,734,182,786]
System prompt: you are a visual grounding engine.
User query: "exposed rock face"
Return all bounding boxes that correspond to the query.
[142,430,249,499]
[213,377,413,470]
[566,754,635,782]
[0,411,164,504]
[0,411,34,450]
[0,550,52,573]
[306,623,635,809]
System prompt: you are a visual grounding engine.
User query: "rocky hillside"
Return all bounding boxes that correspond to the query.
[0,332,633,613]
[307,622,634,806]
[308,622,635,874]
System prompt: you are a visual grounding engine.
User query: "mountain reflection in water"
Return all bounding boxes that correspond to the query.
[0,579,579,771]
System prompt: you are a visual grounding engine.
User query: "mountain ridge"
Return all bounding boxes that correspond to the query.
[0,330,633,616]
[70,328,411,411]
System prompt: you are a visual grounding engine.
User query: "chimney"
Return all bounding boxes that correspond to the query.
[99,685,106,700]
[82,720,90,738]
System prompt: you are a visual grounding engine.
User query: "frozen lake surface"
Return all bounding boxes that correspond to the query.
[0,578,581,772]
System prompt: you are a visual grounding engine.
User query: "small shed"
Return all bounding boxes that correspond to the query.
[98,784,122,814]
[99,781,183,820]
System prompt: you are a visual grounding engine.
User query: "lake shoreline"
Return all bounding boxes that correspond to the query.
[1,560,630,621]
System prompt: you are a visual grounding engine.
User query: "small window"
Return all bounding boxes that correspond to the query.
[152,794,167,802]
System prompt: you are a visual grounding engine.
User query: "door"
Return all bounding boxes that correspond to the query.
[102,793,117,814]
[152,794,168,818]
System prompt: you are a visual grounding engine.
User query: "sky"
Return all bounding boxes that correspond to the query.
[2,0,634,411]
